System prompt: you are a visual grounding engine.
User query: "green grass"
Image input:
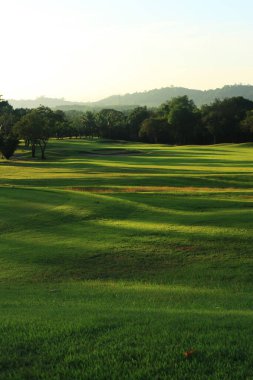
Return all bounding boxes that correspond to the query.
[0,139,253,379]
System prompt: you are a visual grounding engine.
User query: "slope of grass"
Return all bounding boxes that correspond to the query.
[0,140,253,379]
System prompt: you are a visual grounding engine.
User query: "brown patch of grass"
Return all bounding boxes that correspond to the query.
[79,149,142,156]
[175,245,196,252]
[66,186,242,194]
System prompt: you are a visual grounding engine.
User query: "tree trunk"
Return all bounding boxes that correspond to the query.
[39,141,47,159]
[32,144,36,158]
[41,144,46,159]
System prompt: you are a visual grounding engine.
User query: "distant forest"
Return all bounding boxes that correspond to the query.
[1,93,253,159]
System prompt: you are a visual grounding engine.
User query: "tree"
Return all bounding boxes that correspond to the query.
[127,107,151,140]
[0,98,19,159]
[97,109,127,139]
[0,133,19,159]
[65,111,85,138]
[53,110,68,139]
[157,101,170,118]
[0,99,16,135]
[15,106,55,159]
[167,96,200,145]
[201,97,253,144]
[82,111,97,139]
[139,118,169,143]
[201,101,222,144]
[241,110,253,140]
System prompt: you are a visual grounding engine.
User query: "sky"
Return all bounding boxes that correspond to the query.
[1,0,253,101]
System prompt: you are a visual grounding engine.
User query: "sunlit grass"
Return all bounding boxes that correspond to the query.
[1,140,253,189]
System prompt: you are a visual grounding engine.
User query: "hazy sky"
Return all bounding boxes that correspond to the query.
[2,0,253,101]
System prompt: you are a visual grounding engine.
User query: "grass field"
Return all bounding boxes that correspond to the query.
[0,139,253,379]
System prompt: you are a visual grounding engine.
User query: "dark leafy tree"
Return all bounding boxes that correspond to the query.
[97,109,127,139]
[139,118,170,143]
[0,99,16,135]
[15,106,56,159]
[157,101,170,118]
[54,110,68,139]
[0,133,19,159]
[167,96,200,145]
[82,111,98,139]
[201,97,253,144]
[65,111,85,138]
[127,107,151,140]
[241,110,253,141]
[0,98,20,159]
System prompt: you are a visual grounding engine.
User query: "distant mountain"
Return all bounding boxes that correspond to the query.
[8,96,87,109]
[7,85,253,110]
[7,96,137,112]
[55,104,137,113]
[94,85,253,108]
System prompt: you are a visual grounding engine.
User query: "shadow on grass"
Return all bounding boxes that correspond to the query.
[1,188,252,287]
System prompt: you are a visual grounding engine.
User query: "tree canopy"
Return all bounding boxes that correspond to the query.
[15,106,56,159]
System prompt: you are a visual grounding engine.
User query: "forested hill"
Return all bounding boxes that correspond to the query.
[8,96,87,110]
[8,85,253,109]
[94,85,253,107]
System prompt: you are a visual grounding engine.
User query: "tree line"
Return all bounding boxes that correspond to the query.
[1,95,253,159]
